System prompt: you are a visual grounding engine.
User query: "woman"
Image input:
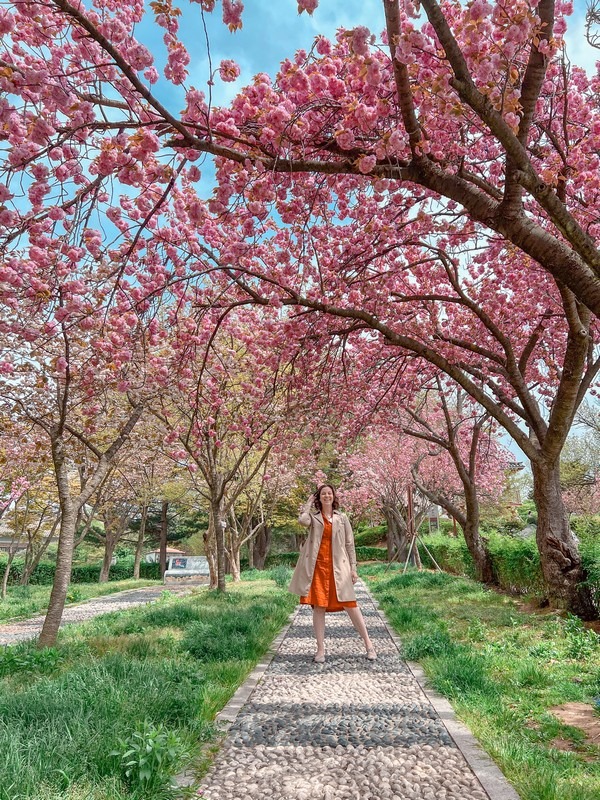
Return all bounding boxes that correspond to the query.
[288,484,377,663]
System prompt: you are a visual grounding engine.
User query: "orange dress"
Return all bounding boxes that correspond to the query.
[300,517,357,613]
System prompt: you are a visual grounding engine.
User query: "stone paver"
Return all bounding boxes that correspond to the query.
[198,582,521,800]
[0,585,192,645]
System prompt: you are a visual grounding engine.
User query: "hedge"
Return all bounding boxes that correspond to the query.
[1,558,161,585]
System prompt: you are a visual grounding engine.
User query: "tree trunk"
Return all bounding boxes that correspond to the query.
[211,500,226,591]
[1,551,15,599]
[38,503,77,647]
[253,522,271,570]
[159,500,168,580]
[462,488,495,584]
[248,536,255,570]
[203,525,218,589]
[532,460,597,619]
[383,508,397,561]
[133,504,148,580]
[228,543,241,581]
[99,538,117,582]
[412,472,495,584]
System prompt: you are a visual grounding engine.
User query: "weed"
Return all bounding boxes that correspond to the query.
[563,614,600,659]
[269,565,292,588]
[112,720,187,793]
[0,643,64,677]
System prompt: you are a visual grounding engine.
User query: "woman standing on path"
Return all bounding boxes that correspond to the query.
[289,484,377,663]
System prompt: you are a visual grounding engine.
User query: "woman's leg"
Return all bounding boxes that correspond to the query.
[345,605,375,654]
[313,606,326,657]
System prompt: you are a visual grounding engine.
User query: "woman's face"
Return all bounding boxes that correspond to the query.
[319,486,335,506]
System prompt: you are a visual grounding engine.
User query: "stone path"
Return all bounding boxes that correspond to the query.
[197,582,520,800]
[0,585,191,645]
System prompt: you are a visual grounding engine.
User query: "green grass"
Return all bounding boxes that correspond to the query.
[362,564,600,800]
[0,579,296,800]
[0,580,159,624]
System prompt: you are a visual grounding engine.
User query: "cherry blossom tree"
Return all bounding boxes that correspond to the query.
[400,382,512,582]
[149,306,305,590]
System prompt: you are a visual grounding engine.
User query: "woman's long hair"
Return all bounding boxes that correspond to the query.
[314,484,339,513]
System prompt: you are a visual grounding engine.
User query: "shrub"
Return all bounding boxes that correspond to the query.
[5,559,161,586]
[354,525,387,547]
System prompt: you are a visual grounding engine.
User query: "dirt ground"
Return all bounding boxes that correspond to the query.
[549,702,600,757]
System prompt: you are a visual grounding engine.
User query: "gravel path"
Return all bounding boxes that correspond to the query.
[198,582,521,800]
[0,585,191,645]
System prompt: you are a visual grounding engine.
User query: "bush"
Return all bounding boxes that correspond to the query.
[354,525,387,547]
[418,534,475,577]
[4,559,162,586]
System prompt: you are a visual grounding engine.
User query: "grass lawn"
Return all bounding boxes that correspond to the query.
[0,573,297,800]
[361,564,600,800]
[0,580,159,624]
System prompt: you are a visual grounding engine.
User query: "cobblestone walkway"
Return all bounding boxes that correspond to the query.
[198,582,520,800]
[0,585,191,645]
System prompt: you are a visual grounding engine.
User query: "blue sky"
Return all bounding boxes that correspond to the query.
[165,0,597,110]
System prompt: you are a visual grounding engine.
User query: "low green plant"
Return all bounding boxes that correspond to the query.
[66,586,83,604]
[0,643,64,677]
[269,564,292,588]
[563,613,600,659]
[402,626,455,660]
[112,720,187,793]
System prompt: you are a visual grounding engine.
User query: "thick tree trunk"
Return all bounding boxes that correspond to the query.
[159,500,168,580]
[133,504,148,580]
[38,502,77,647]
[248,536,255,570]
[532,460,597,619]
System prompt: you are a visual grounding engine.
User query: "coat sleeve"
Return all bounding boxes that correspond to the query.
[343,514,357,570]
[298,498,314,528]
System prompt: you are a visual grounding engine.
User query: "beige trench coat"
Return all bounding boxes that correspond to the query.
[288,500,358,602]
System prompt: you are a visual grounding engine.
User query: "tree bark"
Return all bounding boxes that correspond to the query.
[228,543,241,581]
[1,551,15,600]
[412,473,495,584]
[211,499,226,591]
[204,524,218,589]
[38,443,78,648]
[99,537,117,582]
[133,503,148,580]
[462,486,494,584]
[532,460,597,619]
[253,522,271,570]
[248,536,254,570]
